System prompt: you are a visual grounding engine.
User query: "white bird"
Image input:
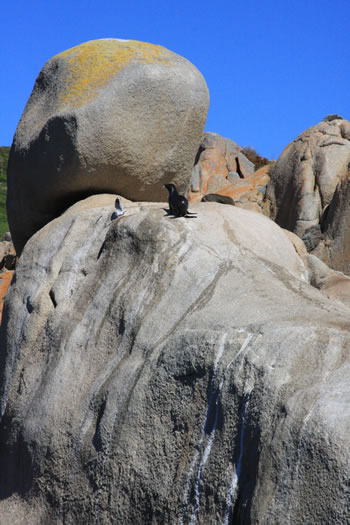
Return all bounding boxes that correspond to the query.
[111,197,125,220]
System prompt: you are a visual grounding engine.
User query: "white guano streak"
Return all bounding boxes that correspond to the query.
[223,390,252,525]
[181,331,253,525]
[181,333,227,525]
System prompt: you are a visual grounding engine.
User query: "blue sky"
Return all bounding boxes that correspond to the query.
[1,0,349,159]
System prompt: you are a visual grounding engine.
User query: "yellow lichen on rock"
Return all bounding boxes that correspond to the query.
[55,39,170,109]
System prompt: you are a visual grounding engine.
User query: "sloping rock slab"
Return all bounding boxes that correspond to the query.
[0,197,350,524]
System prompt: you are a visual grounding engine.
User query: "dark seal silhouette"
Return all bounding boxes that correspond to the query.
[201,194,235,205]
[164,184,196,218]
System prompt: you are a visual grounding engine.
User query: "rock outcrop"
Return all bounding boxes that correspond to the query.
[267,118,350,239]
[309,172,350,275]
[189,132,270,214]
[190,132,255,195]
[303,253,350,306]
[1,197,350,524]
[266,117,350,275]
[209,164,271,215]
[7,39,209,255]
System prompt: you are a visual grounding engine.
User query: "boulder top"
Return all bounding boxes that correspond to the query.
[48,38,180,110]
[8,39,209,255]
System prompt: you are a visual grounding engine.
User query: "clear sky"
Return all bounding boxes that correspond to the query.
[1,0,349,159]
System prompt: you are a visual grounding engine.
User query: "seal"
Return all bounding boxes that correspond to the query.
[201,194,234,205]
[164,184,196,217]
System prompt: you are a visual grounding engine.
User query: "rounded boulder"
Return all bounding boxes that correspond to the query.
[7,39,209,254]
[267,118,350,238]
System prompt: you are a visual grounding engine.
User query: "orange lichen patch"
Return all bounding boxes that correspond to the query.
[200,172,212,195]
[55,39,171,109]
[0,270,14,325]
[189,166,271,209]
[189,165,270,215]
[218,168,270,201]
[255,164,271,178]
[198,154,232,194]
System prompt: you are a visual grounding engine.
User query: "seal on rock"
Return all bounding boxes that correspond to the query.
[201,194,235,205]
[164,184,196,218]
[165,184,188,216]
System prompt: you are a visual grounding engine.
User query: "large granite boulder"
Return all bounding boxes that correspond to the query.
[7,39,209,255]
[267,118,350,238]
[1,197,350,523]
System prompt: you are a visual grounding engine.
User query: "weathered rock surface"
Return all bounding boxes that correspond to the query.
[310,172,350,276]
[283,229,308,257]
[7,39,209,255]
[303,253,350,307]
[267,118,350,239]
[1,197,350,524]
[189,132,255,194]
[210,165,271,215]
[189,133,269,214]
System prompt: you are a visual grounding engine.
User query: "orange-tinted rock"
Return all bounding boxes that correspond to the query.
[189,131,271,215]
[216,166,270,199]
[0,270,14,324]
[190,165,271,215]
[190,132,255,198]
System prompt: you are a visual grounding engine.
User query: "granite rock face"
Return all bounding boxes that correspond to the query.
[267,118,350,238]
[210,164,271,215]
[310,172,350,275]
[1,197,350,524]
[190,132,255,194]
[189,132,269,214]
[7,39,209,255]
